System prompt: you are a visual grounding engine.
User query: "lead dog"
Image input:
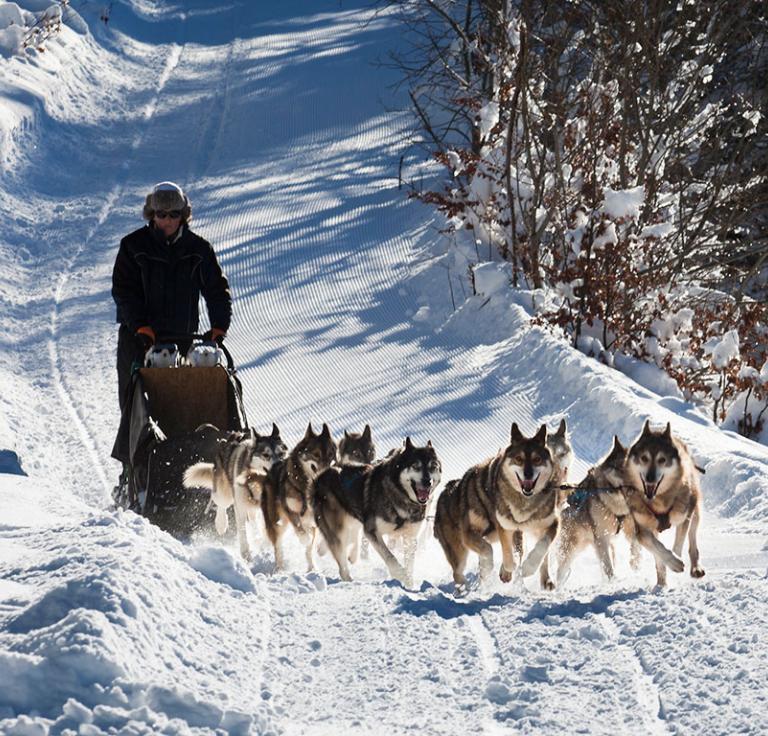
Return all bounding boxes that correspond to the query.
[183,424,287,560]
[313,437,441,586]
[261,423,338,573]
[434,423,560,594]
[623,420,705,587]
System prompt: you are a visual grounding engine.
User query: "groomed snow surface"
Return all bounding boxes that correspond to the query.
[1,1,767,734]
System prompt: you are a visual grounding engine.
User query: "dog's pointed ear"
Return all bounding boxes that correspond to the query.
[510,423,523,441]
[556,418,567,437]
[320,423,331,438]
[271,423,280,438]
[362,424,372,440]
[612,435,625,453]
[534,424,548,444]
[304,422,315,439]
[344,429,350,439]
[664,422,672,438]
[641,419,652,436]
[404,436,414,451]
[427,439,433,448]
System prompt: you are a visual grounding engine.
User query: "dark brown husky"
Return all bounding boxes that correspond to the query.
[261,423,337,572]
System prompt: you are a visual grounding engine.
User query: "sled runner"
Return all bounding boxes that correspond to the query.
[111,334,248,537]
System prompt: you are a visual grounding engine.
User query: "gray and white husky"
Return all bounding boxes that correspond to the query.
[556,436,640,585]
[314,437,441,586]
[547,418,573,488]
[183,424,288,561]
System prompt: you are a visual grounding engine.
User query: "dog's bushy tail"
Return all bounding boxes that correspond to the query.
[183,462,215,490]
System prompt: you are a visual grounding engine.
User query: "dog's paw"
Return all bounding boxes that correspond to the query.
[499,565,513,584]
[389,563,408,584]
[540,577,555,592]
[690,565,705,578]
[668,555,685,573]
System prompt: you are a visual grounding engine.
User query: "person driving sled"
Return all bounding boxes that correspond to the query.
[111,181,232,410]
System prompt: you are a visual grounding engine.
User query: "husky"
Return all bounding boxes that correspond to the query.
[313,437,441,586]
[338,425,376,466]
[547,418,573,488]
[261,423,338,573]
[145,342,180,368]
[623,421,705,587]
[434,423,559,594]
[556,436,640,584]
[183,424,288,561]
[321,425,377,562]
[185,340,222,367]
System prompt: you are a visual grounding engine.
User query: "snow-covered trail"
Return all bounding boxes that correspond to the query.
[1,1,768,733]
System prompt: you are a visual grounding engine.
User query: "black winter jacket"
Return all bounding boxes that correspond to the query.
[112,224,232,337]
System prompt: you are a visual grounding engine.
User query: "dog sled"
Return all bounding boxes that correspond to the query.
[111,334,249,537]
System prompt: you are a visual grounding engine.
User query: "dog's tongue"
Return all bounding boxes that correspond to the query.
[522,479,535,493]
[415,485,430,504]
[644,481,657,499]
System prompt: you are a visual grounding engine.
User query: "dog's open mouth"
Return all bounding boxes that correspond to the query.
[643,480,658,499]
[411,481,431,505]
[517,474,538,496]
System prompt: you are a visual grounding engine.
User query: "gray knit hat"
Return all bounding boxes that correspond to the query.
[142,181,191,221]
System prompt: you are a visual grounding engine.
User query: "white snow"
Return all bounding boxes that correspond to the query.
[602,185,645,220]
[704,329,740,370]
[1,2,767,735]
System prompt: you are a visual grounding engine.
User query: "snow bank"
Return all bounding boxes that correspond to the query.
[472,261,512,297]
[0,508,275,734]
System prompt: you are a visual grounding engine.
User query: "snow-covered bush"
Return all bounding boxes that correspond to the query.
[398,0,768,438]
[0,0,67,57]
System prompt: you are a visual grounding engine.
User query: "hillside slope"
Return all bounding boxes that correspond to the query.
[0,2,767,734]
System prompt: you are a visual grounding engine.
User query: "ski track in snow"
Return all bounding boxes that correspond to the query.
[1,1,768,734]
[596,614,668,735]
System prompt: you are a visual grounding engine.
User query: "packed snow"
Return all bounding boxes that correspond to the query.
[1,1,767,734]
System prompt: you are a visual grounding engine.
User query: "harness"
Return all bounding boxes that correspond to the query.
[560,482,628,534]
[559,482,628,506]
[340,465,368,493]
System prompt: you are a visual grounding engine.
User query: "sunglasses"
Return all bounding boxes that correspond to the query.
[155,209,182,220]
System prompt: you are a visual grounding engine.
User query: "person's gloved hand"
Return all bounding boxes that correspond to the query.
[204,328,226,345]
[135,326,156,353]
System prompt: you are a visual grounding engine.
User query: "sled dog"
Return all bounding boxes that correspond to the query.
[313,437,441,586]
[322,425,377,562]
[338,425,376,466]
[434,423,559,593]
[547,418,573,488]
[556,436,640,584]
[261,423,338,572]
[623,420,705,587]
[145,343,180,368]
[183,424,288,560]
